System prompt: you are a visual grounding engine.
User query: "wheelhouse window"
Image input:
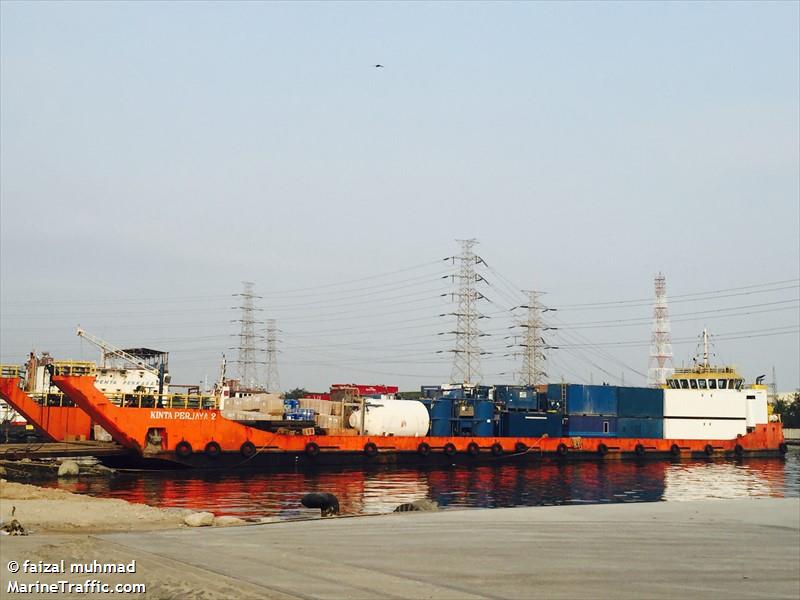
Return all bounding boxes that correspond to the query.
[668,380,678,389]
[698,379,707,389]
[708,379,717,389]
[718,379,727,389]
[689,379,698,389]
[680,379,689,389]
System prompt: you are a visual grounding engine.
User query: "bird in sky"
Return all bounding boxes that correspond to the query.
[373,64,384,68]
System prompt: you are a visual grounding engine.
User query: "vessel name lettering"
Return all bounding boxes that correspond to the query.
[149,410,213,420]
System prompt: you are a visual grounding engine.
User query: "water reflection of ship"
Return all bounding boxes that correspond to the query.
[662,458,790,502]
[47,457,793,519]
[424,462,668,507]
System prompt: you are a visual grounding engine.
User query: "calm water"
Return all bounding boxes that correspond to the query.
[47,449,799,520]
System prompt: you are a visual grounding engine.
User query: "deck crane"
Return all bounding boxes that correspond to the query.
[76,327,169,395]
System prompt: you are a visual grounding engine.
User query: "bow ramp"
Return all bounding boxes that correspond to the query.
[0,377,93,442]
[51,375,141,450]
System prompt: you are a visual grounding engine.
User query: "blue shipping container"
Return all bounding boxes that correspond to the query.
[617,387,664,418]
[473,401,495,436]
[474,386,493,399]
[430,399,453,436]
[501,412,563,437]
[420,386,441,399]
[495,385,538,410]
[564,385,619,416]
[617,417,663,438]
[566,415,618,437]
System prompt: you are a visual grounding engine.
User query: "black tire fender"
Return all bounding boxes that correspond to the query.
[443,442,457,457]
[175,441,192,459]
[778,442,788,454]
[734,443,744,457]
[597,443,609,456]
[556,443,568,457]
[417,442,431,456]
[490,443,504,456]
[634,444,646,456]
[514,442,528,453]
[205,441,222,459]
[363,442,378,457]
[467,442,480,457]
[704,444,715,456]
[670,444,681,456]
[305,442,320,458]
[240,441,256,457]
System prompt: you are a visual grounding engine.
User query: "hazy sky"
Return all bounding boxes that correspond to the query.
[1,1,798,392]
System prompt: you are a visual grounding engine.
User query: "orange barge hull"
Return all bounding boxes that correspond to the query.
[53,375,788,469]
[0,377,94,442]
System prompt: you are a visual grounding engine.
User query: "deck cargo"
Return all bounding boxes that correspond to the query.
[566,415,617,437]
[494,386,537,410]
[500,412,563,437]
[617,387,663,418]
[348,399,429,437]
[316,414,342,430]
[299,397,333,416]
[617,417,664,439]
[546,384,619,416]
[429,398,453,436]
[421,386,442,399]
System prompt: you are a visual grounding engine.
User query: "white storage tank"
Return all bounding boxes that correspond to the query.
[348,399,430,437]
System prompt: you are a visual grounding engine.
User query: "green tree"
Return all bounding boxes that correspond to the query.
[284,388,309,400]
[773,392,800,428]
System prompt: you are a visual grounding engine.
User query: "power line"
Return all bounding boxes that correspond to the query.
[232,282,264,389]
[554,280,799,310]
[448,239,485,384]
[265,319,280,393]
[648,272,675,386]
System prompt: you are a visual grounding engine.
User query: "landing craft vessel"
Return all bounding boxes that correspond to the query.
[50,372,786,470]
[3,327,788,469]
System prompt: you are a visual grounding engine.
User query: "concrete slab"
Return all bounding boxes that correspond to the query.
[94,498,800,600]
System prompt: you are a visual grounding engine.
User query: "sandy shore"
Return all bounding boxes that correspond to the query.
[0,480,266,599]
[2,481,797,599]
[0,479,187,533]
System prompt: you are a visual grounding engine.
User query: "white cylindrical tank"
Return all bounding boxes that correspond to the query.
[348,399,430,437]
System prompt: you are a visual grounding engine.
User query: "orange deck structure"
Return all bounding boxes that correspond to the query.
[0,377,94,442]
[53,375,787,469]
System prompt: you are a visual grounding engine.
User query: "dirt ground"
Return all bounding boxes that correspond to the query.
[0,479,187,533]
[1,534,281,600]
[0,479,279,599]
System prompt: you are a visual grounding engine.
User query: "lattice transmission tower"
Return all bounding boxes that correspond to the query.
[265,319,280,393]
[232,281,264,389]
[518,290,548,386]
[448,239,486,384]
[647,272,674,386]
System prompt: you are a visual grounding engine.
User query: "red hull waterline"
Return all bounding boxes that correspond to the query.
[0,377,94,442]
[52,375,788,470]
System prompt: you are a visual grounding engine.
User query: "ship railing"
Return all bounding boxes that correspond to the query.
[106,392,219,410]
[29,392,77,407]
[52,361,97,376]
[0,364,21,378]
[673,365,738,375]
